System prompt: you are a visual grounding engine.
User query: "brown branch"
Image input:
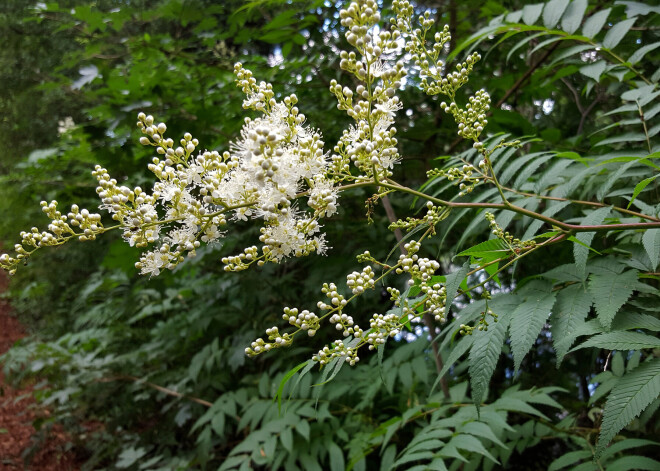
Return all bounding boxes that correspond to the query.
[97,375,213,408]
[494,40,561,109]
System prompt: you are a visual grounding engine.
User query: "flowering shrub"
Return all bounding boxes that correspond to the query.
[2,0,660,466]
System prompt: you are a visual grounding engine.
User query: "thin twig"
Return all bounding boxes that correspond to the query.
[97,375,213,408]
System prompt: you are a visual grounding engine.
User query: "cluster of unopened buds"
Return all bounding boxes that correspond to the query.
[485,212,536,252]
[313,340,360,366]
[427,163,486,197]
[0,201,104,275]
[282,307,320,337]
[421,283,447,322]
[395,240,440,284]
[389,202,451,231]
[366,313,400,349]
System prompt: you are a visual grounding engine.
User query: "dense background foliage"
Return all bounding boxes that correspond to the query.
[1,0,659,470]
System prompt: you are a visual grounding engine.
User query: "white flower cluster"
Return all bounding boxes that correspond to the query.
[98,63,342,276]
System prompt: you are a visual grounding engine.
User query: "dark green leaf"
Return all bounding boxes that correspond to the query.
[582,8,610,38]
[510,292,557,372]
[551,284,592,365]
[642,228,660,271]
[597,358,660,456]
[573,207,611,279]
[589,269,638,329]
[560,0,587,34]
[570,331,660,351]
[603,17,636,49]
[469,314,511,410]
[543,0,570,28]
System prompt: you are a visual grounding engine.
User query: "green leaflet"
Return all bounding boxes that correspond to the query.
[275,360,313,414]
[611,311,660,332]
[522,3,544,25]
[642,228,660,271]
[445,434,499,464]
[598,438,660,463]
[444,262,471,313]
[543,0,569,28]
[596,358,660,456]
[560,0,587,34]
[570,331,660,352]
[432,335,474,394]
[328,441,345,471]
[573,207,612,280]
[548,449,592,470]
[589,269,638,329]
[550,284,592,366]
[603,17,636,49]
[606,455,660,471]
[628,41,660,65]
[456,238,510,260]
[468,313,511,411]
[627,175,659,209]
[510,286,557,373]
[580,60,607,82]
[582,8,610,38]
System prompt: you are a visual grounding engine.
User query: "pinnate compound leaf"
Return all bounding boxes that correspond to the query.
[642,228,660,271]
[570,331,660,352]
[510,292,557,373]
[582,8,610,38]
[596,358,660,456]
[561,0,587,34]
[543,0,570,28]
[603,17,636,49]
[589,269,638,329]
[573,207,611,279]
[469,313,510,411]
[550,284,592,365]
[548,449,592,471]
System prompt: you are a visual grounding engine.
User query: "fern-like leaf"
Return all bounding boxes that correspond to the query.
[510,287,556,373]
[550,283,592,365]
[642,228,660,271]
[596,358,660,457]
[589,269,638,329]
[469,314,511,410]
[570,331,660,352]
